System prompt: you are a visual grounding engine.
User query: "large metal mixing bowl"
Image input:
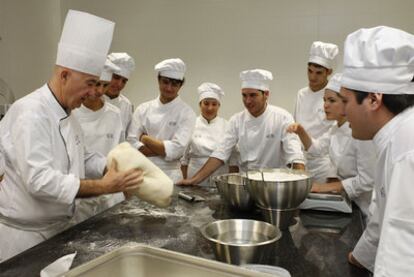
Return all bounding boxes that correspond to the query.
[212,173,254,211]
[200,219,281,265]
[244,168,312,210]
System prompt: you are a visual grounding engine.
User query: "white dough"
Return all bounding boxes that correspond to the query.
[107,142,174,207]
[248,171,308,182]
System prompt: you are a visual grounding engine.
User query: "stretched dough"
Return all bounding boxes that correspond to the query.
[107,142,173,207]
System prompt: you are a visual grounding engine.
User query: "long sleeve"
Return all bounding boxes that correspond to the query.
[280,114,305,165]
[342,140,376,200]
[12,112,79,205]
[126,108,144,150]
[210,118,239,163]
[163,109,196,161]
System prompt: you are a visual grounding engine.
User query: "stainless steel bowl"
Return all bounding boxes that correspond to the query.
[200,219,281,265]
[212,173,254,211]
[258,206,298,230]
[244,168,312,209]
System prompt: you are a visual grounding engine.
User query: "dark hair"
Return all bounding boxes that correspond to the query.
[352,89,414,115]
[157,74,185,86]
[307,62,329,71]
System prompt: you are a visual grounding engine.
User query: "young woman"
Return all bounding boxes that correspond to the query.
[181,82,238,187]
[287,74,375,218]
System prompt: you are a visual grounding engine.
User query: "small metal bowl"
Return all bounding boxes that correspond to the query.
[200,219,282,265]
[212,173,254,211]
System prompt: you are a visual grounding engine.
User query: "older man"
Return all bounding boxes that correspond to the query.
[340,26,414,276]
[0,10,142,262]
[178,69,305,185]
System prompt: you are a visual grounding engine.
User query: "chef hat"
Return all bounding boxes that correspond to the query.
[154,58,186,80]
[342,26,414,95]
[107,52,135,79]
[326,73,342,93]
[309,41,339,69]
[100,59,121,82]
[198,82,224,103]
[56,10,114,77]
[240,69,273,91]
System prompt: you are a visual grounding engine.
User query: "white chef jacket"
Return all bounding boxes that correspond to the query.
[353,106,414,275]
[104,94,133,141]
[308,122,376,218]
[181,115,239,187]
[127,96,196,183]
[0,84,106,261]
[294,86,335,182]
[72,101,125,224]
[211,105,304,170]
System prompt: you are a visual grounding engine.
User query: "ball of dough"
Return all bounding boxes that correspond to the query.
[107,142,173,207]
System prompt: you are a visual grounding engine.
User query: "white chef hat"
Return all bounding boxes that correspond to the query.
[100,59,121,82]
[107,52,135,79]
[309,41,339,69]
[56,10,114,77]
[326,73,342,93]
[154,58,186,80]
[198,82,224,103]
[342,26,414,95]
[240,69,273,91]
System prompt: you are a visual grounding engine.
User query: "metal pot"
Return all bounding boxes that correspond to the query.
[212,173,254,211]
[244,168,312,210]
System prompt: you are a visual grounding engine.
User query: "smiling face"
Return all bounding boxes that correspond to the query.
[241,88,268,117]
[106,73,128,99]
[323,89,345,121]
[61,69,98,110]
[200,98,220,121]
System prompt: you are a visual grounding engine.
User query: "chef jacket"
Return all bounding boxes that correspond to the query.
[308,122,375,217]
[127,96,196,183]
[211,105,304,170]
[104,94,133,141]
[353,106,414,275]
[294,86,335,182]
[181,115,239,186]
[72,101,125,223]
[0,84,106,260]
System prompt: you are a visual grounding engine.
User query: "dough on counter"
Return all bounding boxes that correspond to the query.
[107,142,173,207]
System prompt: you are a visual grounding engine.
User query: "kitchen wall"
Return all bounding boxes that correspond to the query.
[1,0,414,118]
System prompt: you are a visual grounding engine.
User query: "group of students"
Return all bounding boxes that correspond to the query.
[0,9,414,276]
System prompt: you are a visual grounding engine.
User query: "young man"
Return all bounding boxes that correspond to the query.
[105,52,135,140]
[72,59,125,223]
[0,10,142,262]
[294,41,339,183]
[127,58,196,183]
[178,69,305,186]
[340,26,414,276]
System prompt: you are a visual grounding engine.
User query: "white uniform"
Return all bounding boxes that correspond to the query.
[0,85,106,261]
[308,122,375,217]
[294,86,335,182]
[211,105,304,170]
[104,94,133,141]
[72,101,125,224]
[127,96,196,183]
[353,107,414,275]
[181,116,238,187]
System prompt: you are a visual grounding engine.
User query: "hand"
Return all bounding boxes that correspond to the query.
[102,160,144,194]
[139,133,148,142]
[311,182,325,193]
[311,181,342,194]
[348,252,365,269]
[286,123,303,134]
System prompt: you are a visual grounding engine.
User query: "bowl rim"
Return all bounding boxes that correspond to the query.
[200,219,282,247]
[244,168,312,182]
